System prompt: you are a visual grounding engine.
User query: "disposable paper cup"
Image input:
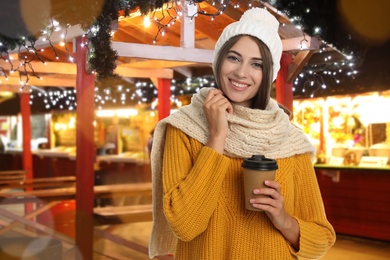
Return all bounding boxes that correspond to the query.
[242,155,278,211]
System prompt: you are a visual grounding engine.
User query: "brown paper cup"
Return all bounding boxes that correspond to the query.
[242,155,278,212]
[243,168,276,211]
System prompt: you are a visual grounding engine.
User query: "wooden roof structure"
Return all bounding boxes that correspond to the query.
[0,1,344,96]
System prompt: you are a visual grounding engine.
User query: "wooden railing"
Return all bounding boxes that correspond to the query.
[0,173,162,259]
[0,170,27,182]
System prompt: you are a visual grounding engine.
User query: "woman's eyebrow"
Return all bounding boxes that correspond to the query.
[227,50,262,61]
[227,50,241,56]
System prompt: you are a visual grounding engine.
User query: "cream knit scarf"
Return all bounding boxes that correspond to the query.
[148,87,316,258]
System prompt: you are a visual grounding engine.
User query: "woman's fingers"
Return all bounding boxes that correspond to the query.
[251,181,283,209]
[203,89,233,153]
[204,89,233,114]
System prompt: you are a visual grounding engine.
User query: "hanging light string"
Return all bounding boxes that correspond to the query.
[0,16,76,90]
[47,18,61,60]
[152,1,179,43]
[0,51,13,82]
[62,26,75,63]
[195,0,229,20]
[29,75,216,111]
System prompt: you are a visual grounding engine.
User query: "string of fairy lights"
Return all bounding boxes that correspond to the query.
[28,76,216,112]
[293,60,359,98]
[0,0,366,107]
[0,18,75,88]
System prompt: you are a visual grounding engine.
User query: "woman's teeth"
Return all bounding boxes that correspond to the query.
[232,81,247,88]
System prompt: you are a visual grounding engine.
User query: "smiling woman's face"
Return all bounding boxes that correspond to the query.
[219,36,263,108]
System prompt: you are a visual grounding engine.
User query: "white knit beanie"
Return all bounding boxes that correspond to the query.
[212,8,283,81]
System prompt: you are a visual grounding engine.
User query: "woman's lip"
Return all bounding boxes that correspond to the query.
[229,79,250,90]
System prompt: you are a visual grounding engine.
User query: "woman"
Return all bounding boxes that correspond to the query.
[149,8,335,260]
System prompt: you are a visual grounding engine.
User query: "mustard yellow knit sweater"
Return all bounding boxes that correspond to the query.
[161,125,335,260]
[148,88,334,259]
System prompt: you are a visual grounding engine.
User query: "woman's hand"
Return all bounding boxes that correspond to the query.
[250,180,300,250]
[203,89,233,154]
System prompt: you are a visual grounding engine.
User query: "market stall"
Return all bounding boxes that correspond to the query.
[293,90,390,241]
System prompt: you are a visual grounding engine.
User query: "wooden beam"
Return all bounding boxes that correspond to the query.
[0,60,77,74]
[308,50,347,65]
[115,66,173,79]
[115,15,181,46]
[194,2,236,42]
[120,60,197,69]
[0,75,76,87]
[1,60,173,78]
[0,85,30,93]
[287,50,316,83]
[282,36,321,51]
[174,66,193,78]
[0,65,173,88]
[112,36,319,67]
[8,25,85,53]
[279,23,306,39]
[112,42,214,64]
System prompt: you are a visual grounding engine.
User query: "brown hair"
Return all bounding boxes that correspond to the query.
[213,35,274,110]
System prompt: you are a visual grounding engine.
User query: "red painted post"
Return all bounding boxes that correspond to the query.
[276,52,293,117]
[20,93,33,180]
[158,78,171,120]
[20,93,33,216]
[75,36,95,260]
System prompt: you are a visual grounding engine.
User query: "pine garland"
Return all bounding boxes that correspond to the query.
[88,0,174,79]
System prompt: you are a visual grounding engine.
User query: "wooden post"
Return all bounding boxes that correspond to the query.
[75,36,95,260]
[276,52,294,117]
[20,93,33,216]
[20,93,33,180]
[46,113,52,149]
[180,1,195,48]
[158,78,171,120]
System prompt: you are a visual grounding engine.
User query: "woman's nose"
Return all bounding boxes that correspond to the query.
[234,64,249,78]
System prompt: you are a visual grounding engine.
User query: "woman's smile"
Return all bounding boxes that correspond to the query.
[229,78,251,90]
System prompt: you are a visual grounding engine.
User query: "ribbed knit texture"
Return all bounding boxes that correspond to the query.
[149,87,334,259]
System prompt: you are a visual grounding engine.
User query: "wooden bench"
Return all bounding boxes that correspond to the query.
[0,181,156,259]
[0,170,27,182]
[94,204,152,225]
[0,182,153,204]
[0,176,76,189]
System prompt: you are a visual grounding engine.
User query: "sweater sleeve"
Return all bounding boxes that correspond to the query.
[162,125,230,241]
[291,153,336,259]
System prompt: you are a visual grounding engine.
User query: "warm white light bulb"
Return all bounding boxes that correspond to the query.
[144,16,151,27]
